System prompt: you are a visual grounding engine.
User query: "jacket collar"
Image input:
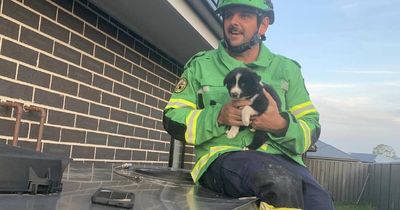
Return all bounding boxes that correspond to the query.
[217,41,273,71]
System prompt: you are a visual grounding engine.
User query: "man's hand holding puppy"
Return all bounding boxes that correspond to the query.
[250,89,288,137]
[218,89,288,137]
[218,99,251,126]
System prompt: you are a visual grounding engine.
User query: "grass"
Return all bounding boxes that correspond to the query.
[334,203,375,210]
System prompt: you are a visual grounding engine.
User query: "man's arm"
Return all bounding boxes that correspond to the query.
[252,67,320,155]
[163,66,227,145]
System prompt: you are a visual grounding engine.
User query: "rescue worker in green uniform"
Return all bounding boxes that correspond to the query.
[163,0,334,209]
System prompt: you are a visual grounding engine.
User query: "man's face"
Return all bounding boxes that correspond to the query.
[222,6,259,47]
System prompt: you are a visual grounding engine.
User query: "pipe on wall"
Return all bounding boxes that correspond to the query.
[0,101,24,146]
[24,105,47,152]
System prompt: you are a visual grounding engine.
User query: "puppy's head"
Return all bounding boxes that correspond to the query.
[223,67,262,99]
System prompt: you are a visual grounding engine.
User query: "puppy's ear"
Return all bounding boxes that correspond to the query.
[224,72,232,86]
[223,76,228,86]
[256,74,262,83]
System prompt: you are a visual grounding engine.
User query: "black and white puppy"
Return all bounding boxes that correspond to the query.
[223,67,281,150]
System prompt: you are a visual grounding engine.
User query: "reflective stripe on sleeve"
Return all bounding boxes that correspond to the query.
[289,101,317,119]
[299,119,311,152]
[165,98,196,110]
[259,144,268,151]
[185,110,202,144]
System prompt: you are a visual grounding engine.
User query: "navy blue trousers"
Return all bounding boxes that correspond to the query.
[199,151,334,210]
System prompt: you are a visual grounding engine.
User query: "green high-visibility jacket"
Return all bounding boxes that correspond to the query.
[163,42,320,183]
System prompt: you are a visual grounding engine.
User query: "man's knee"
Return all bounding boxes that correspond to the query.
[250,164,304,209]
[304,184,334,210]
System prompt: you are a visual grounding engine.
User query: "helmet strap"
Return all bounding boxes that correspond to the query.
[223,31,262,54]
[256,14,267,41]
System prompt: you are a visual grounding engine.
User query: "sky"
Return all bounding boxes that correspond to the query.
[264,0,400,155]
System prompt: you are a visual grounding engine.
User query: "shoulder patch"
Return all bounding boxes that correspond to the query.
[281,80,289,92]
[184,51,207,69]
[174,77,188,93]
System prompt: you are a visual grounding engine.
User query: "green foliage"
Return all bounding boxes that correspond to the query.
[372,144,396,158]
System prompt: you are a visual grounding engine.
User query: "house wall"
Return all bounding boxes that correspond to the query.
[0,0,195,167]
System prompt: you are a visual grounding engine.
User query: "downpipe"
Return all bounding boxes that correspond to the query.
[0,101,23,146]
[24,105,47,152]
[0,100,47,151]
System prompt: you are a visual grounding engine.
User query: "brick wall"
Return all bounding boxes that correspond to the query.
[0,0,196,168]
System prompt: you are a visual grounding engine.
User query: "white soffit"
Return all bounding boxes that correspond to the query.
[168,0,219,49]
[89,0,221,65]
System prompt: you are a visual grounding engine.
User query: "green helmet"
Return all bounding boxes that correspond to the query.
[216,0,274,24]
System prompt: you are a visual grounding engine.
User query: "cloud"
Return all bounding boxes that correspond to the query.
[314,93,400,154]
[308,81,400,126]
[308,80,400,92]
[335,70,400,75]
[378,81,400,87]
[332,0,399,18]
[320,123,400,154]
[332,65,400,74]
[307,83,357,89]
[307,82,400,109]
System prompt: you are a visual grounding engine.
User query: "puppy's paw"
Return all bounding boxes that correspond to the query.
[226,129,237,138]
[241,106,256,126]
[242,117,250,126]
[226,126,239,138]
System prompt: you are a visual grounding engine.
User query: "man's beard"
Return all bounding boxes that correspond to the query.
[225,25,246,47]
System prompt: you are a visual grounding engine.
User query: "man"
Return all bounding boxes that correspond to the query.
[163,0,334,209]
